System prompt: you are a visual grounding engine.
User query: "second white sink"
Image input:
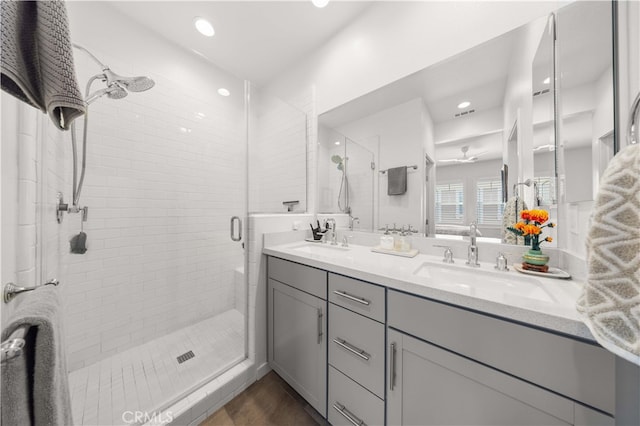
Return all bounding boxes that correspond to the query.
[413,261,557,304]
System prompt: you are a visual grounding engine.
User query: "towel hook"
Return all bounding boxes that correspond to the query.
[3,279,60,303]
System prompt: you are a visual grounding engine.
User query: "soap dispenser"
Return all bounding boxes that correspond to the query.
[380,225,394,250]
[400,227,412,252]
[397,227,411,252]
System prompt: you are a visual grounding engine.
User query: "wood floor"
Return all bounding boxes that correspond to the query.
[200,371,325,426]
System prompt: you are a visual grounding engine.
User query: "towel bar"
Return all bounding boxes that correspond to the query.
[3,278,60,303]
[379,165,418,174]
[0,324,29,364]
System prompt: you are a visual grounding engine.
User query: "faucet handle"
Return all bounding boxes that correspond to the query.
[495,252,509,271]
[434,245,454,263]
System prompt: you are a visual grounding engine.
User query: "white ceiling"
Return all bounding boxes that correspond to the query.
[108,1,372,87]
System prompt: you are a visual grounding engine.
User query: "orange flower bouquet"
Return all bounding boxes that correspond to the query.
[508,209,555,251]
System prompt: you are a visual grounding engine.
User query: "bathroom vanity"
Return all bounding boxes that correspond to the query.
[265,241,616,426]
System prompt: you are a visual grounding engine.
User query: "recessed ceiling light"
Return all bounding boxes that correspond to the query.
[543,77,551,85]
[194,17,215,37]
[457,101,471,109]
[218,88,230,97]
[334,141,341,145]
[312,0,330,8]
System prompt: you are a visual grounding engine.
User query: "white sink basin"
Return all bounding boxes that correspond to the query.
[413,261,557,304]
[289,242,351,256]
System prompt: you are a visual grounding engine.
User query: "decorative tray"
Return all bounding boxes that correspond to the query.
[513,264,571,279]
[371,246,419,258]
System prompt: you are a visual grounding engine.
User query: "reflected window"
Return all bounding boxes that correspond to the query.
[476,179,504,226]
[436,182,464,224]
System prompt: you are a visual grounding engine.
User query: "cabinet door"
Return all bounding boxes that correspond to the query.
[387,329,575,426]
[269,279,327,417]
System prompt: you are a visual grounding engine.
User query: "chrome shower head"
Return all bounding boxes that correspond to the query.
[86,83,128,105]
[103,68,155,92]
[331,155,344,171]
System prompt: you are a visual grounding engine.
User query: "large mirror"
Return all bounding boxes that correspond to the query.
[318,0,613,251]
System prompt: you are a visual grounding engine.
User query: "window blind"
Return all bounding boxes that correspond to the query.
[476,179,504,225]
[436,182,464,224]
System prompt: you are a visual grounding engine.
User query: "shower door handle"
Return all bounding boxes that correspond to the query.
[230,216,242,242]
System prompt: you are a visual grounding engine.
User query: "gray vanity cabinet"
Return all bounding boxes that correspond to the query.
[387,290,615,426]
[267,257,327,417]
[387,328,574,425]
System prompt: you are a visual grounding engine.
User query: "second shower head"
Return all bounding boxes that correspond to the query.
[103,68,155,92]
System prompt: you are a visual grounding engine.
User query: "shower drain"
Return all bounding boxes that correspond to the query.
[177,350,195,364]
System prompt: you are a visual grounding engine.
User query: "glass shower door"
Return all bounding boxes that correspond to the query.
[37,12,250,420]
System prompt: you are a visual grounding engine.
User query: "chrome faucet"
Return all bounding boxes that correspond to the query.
[466,221,480,267]
[325,218,338,245]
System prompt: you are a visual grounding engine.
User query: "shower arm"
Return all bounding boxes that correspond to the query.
[73,43,108,70]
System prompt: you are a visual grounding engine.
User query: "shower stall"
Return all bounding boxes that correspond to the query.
[8,3,260,424]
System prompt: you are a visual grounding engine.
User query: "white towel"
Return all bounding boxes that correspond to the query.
[502,196,528,245]
[577,143,640,366]
[1,286,73,425]
[1,0,85,130]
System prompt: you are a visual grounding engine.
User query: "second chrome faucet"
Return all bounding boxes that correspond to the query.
[466,222,480,267]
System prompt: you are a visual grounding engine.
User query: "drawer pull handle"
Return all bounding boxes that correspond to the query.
[390,342,396,391]
[333,402,366,426]
[317,308,323,344]
[333,338,370,361]
[333,290,370,306]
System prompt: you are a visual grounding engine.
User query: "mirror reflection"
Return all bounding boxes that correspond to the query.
[318,1,613,250]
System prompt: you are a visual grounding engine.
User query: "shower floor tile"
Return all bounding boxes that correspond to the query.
[69,309,245,426]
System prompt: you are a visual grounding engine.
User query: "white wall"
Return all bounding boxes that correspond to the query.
[267,1,565,115]
[1,95,42,326]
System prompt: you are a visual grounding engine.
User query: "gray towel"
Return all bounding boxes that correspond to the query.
[1,0,85,130]
[1,286,73,425]
[577,143,640,366]
[387,166,407,195]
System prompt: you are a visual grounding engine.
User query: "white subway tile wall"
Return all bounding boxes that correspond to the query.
[46,51,247,371]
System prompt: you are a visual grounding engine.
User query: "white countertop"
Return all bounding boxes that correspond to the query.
[263,240,594,342]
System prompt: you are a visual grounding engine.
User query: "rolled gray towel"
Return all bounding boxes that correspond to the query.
[1,0,85,130]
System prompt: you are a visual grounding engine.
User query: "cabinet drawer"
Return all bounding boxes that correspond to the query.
[388,290,615,414]
[329,304,385,398]
[329,273,385,322]
[268,257,327,300]
[328,366,384,426]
